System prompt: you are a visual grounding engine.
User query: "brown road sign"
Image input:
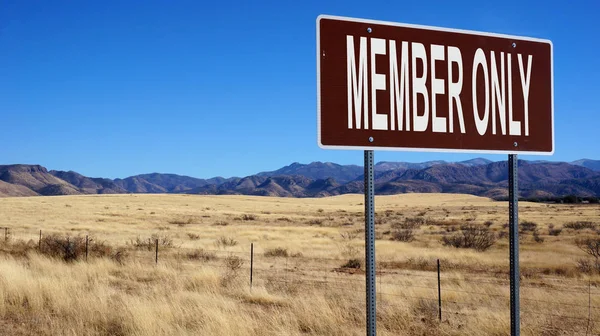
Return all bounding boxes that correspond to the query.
[317,15,554,154]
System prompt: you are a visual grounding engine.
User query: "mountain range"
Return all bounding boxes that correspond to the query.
[0,159,599,199]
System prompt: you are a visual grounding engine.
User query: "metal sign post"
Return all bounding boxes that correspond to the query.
[364,150,376,336]
[508,154,520,335]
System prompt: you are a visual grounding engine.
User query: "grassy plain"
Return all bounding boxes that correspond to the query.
[0,193,599,335]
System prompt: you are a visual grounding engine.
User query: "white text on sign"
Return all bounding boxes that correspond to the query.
[346,36,533,136]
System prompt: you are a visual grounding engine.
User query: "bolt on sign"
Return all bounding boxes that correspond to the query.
[317,15,554,154]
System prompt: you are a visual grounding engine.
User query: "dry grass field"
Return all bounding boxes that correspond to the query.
[0,193,599,335]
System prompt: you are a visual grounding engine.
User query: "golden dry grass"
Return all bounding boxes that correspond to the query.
[0,193,599,335]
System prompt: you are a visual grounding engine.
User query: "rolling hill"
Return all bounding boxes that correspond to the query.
[0,159,599,199]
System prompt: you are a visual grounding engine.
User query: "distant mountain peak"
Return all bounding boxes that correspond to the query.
[459,158,493,166]
[572,159,600,172]
[257,161,361,184]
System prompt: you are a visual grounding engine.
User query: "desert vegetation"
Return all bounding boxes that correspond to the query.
[0,193,599,335]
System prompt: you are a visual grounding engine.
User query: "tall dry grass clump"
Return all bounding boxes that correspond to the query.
[0,254,456,336]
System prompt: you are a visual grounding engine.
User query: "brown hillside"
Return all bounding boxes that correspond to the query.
[0,180,38,197]
[0,165,76,195]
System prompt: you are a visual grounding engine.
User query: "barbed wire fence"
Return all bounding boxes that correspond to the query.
[0,227,599,334]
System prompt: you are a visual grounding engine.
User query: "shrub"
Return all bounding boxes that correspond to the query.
[576,258,599,274]
[187,249,217,261]
[404,217,426,228]
[224,255,244,271]
[548,228,562,236]
[340,231,359,241]
[214,236,238,249]
[341,258,361,269]
[341,244,360,259]
[412,298,438,323]
[520,221,537,232]
[130,234,174,250]
[187,233,200,240]
[441,224,497,251]
[154,234,174,247]
[393,217,426,232]
[565,221,596,230]
[0,239,37,258]
[111,248,128,265]
[213,221,229,226]
[391,229,415,242]
[308,219,323,225]
[405,257,432,271]
[445,225,459,233]
[484,221,494,228]
[220,255,245,287]
[264,247,289,258]
[40,235,112,262]
[241,214,257,221]
[533,230,544,243]
[575,238,600,259]
[168,217,194,225]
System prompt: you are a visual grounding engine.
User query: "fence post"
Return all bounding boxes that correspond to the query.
[437,259,442,322]
[85,235,89,262]
[155,239,159,264]
[250,243,254,290]
[39,230,42,250]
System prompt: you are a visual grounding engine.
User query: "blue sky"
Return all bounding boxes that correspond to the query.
[1,1,598,179]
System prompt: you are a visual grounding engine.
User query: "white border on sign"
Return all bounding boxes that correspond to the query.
[316,14,554,155]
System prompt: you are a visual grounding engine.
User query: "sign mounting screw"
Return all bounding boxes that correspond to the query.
[513,142,518,147]
[369,137,374,142]
[367,27,372,33]
[512,42,517,48]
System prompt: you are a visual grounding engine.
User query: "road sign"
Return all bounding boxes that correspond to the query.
[317,15,554,154]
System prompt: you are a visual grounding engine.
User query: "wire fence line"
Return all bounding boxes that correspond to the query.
[0,227,599,334]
